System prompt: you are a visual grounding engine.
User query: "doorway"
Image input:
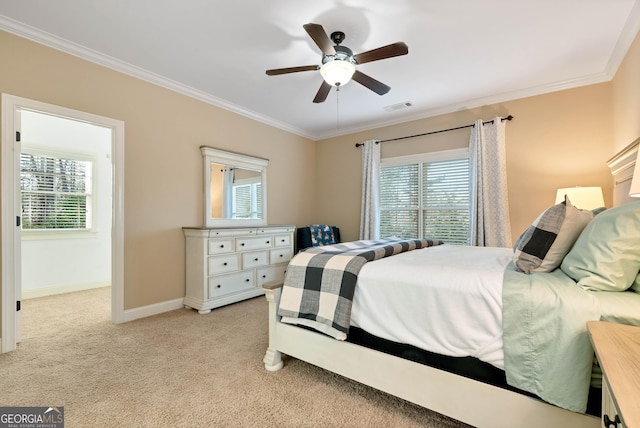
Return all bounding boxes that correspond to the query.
[1,94,125,353]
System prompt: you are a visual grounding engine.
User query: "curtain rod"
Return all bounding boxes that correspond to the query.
[355,115,514,147]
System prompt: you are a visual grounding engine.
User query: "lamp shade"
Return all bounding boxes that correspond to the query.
[629,150,640,197]
[320,60,355,87]
[555,187,605,210]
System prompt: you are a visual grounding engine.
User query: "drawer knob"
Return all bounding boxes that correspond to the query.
[604,415,621,428]
[245,278,250,282]
[220,244,224,248]
[279,254,283,258]
[216,284,221,288]
[254,258,259,261]
[262,275,266,278]
[241,243,245,246]
[223,262,228,266]
[266,240,270,244]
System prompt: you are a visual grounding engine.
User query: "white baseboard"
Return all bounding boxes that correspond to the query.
[24,283,186,323]
[22,281,111,299]
[122,297,185,322]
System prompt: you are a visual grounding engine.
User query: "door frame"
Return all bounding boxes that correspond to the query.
[1,94,125,353]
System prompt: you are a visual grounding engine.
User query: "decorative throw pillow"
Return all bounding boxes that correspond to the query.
[561,201,640,291]
[513,196,594,274]
[308,224,336,246]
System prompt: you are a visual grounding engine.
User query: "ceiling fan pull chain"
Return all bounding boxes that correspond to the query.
[336,83,341,129]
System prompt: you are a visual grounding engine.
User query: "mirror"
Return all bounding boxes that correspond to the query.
[201,146,268,227]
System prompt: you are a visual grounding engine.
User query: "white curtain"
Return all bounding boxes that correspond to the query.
[469,117,512,247]
[359,140,380,240]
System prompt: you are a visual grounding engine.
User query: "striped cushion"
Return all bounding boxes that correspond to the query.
[513,196,593,274]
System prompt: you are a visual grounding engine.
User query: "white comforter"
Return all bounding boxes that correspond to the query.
[350,244,513,369]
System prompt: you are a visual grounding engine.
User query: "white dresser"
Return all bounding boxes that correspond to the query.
[183,225,295,314]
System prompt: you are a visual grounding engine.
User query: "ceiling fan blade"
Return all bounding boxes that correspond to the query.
[313,81,332,103]
[352,71,391,95]
[303,23,336,56]
[266,65,319,76]
[354,42,408,64]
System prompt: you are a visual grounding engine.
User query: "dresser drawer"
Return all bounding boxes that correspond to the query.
[208,238,234,255]
[207,254,240,275]
[270,248,292,265]
[256,265,287,288]
[242,251,269,269]
[208,271,254,297]
[184,225,294,314]
[236,236,274,251]
[274,234,292,247]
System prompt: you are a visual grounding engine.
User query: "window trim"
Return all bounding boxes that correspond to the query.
[381,148,468,167]
[20,144,97,237]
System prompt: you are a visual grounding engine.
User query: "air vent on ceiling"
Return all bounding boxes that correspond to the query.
[384,101,413,112]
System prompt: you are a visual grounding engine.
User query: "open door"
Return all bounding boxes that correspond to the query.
[1,94,125,353]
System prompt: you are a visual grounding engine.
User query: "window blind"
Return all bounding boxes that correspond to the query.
[20,152,92,230]
[380,164,419,238]
[380,157,470,244]
[422,158,470,245]
[232,182,262,219]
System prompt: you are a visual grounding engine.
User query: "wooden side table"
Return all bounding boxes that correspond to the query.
[588,321,640,428]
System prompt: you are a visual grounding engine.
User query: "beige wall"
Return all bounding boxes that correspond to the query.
[0,30,316,309]
[315,82,614,243]
[613,29,640,153]
[315,30,640,244]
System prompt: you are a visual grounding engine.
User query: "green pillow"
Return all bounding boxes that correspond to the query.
[632,274,640,293]
[561,201,640,291]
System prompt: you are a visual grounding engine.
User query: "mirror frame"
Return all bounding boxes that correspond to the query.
[201,146,269,227]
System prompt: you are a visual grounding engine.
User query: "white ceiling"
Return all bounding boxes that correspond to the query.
[1,1,639,140]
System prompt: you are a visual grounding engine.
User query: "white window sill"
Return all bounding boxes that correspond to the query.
[21,229,99,241]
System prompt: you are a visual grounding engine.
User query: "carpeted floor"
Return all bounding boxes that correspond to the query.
[0,287,471,427]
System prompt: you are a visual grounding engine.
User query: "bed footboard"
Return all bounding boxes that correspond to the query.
[262,282,599,428]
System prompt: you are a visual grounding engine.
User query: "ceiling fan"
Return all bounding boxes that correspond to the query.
[266,23,409,103]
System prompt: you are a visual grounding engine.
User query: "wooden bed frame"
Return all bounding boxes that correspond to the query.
[262,282,599,428]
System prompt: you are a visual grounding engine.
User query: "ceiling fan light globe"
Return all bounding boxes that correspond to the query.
[320,60,355,87]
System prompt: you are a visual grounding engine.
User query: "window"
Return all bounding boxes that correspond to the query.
[232,180,262,219]
[380,150,470,245]
[20,150,93,230]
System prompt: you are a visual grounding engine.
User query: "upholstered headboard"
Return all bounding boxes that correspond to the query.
[607,137,640,207]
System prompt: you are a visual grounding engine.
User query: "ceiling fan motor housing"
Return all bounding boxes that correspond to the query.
[321,45,355,66]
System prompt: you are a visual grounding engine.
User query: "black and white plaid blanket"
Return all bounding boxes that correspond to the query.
[278,237,443,340]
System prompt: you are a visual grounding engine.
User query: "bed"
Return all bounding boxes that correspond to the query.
[262,154,640,428]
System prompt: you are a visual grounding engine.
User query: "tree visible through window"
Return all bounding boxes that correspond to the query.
[380,155,470,245]
[20,152,93,230]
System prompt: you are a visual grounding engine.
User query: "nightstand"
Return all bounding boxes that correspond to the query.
[588,321,640,428]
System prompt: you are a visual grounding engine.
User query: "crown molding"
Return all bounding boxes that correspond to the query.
[0,16,315,140]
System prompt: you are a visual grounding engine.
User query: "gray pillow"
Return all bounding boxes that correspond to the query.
[514,196,593,274]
